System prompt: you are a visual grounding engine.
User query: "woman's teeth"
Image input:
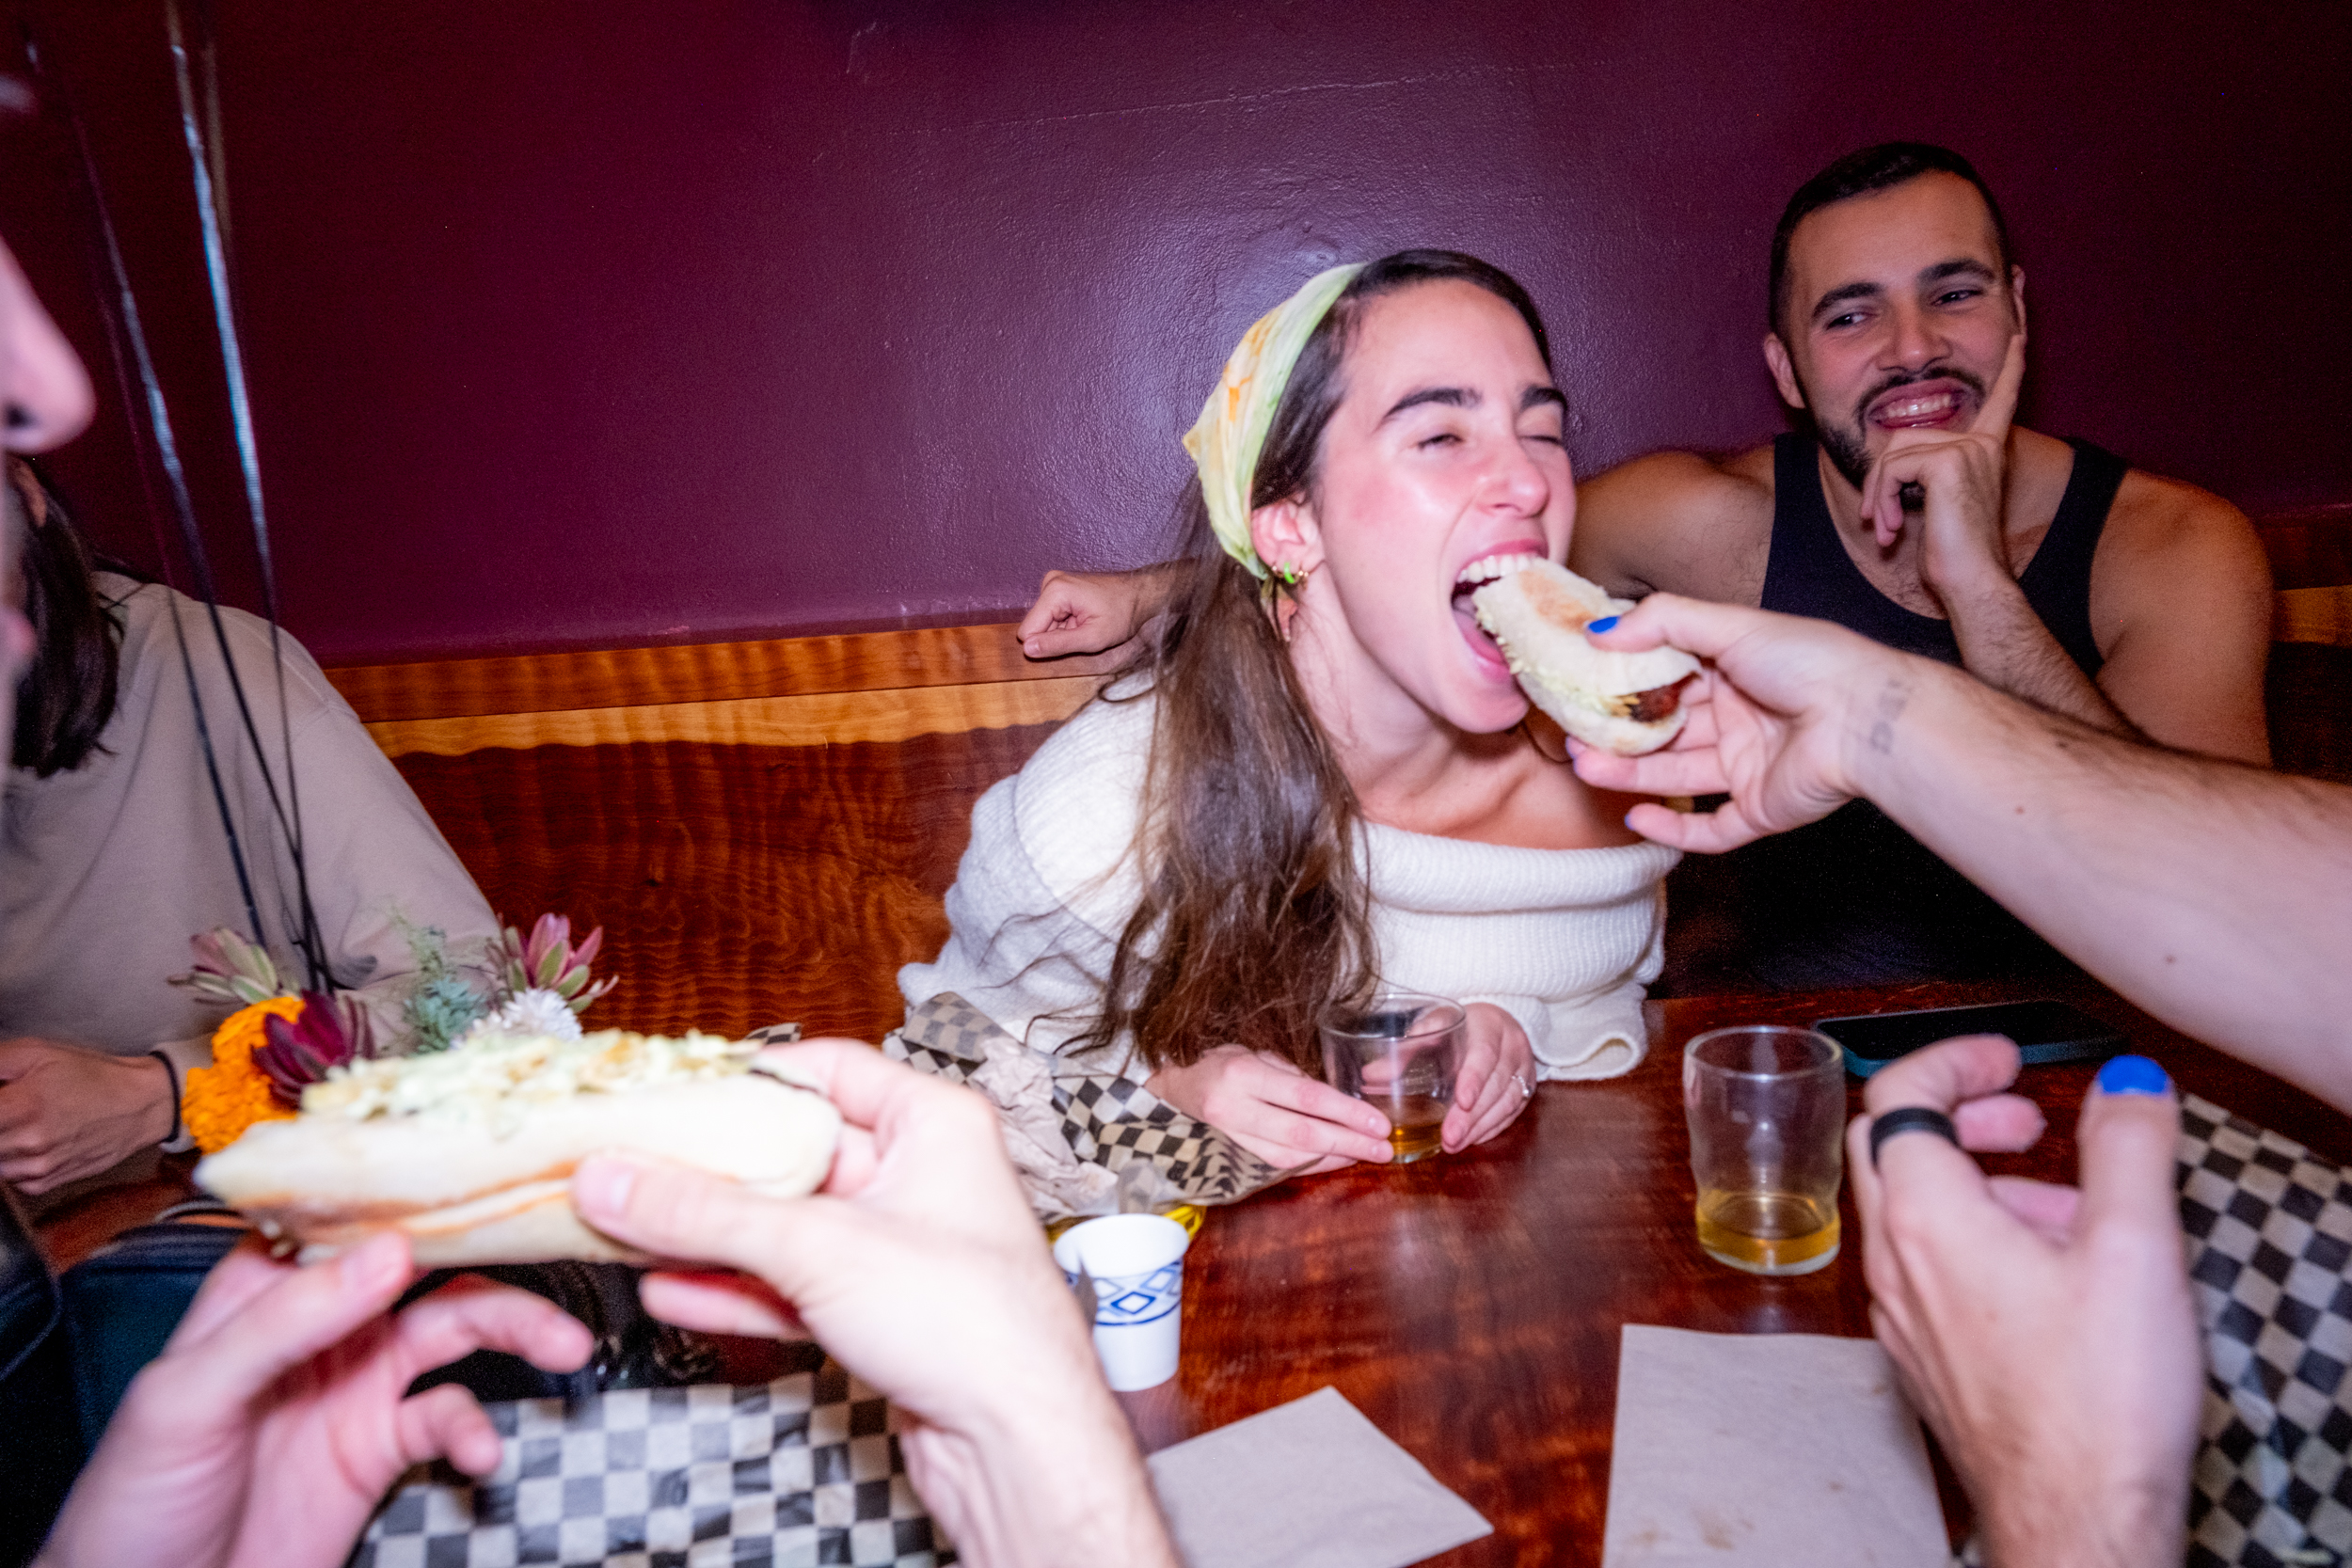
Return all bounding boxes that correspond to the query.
[1454,552,1545,588]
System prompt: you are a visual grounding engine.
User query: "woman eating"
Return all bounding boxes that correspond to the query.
[900,250,1675,1174]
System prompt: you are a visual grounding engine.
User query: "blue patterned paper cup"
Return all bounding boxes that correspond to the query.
[1051,1213,1192,1390]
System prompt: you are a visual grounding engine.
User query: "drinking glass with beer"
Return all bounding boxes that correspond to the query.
[1682,1025,1845,1275]
[1320,992,1464,1164]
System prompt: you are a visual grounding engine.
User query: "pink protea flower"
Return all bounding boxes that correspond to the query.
[254,990,375,1108]
[500,913,618,1016]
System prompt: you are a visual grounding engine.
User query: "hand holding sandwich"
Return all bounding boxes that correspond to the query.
[571,1040,1180,1568]
[1566,594,1918,851]
[38,1233,593,1568]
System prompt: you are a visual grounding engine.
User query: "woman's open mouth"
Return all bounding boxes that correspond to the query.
[1452,552,1545,673]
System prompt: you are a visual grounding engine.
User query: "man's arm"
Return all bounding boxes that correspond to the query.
[1939,567,2137,736]
[1857,666,2343,1086]
[2086,474,2274,764]
[1863,339,2141,740]
[1571,596,2352,1108]
[1569,450,1772,603]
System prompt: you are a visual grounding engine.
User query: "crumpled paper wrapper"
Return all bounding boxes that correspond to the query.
[968,1032,1122,1214]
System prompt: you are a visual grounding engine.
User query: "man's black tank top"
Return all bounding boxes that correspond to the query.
[1720,433,2128,988]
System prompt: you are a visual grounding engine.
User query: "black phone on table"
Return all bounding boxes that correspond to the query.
[1814,999,2127,1079]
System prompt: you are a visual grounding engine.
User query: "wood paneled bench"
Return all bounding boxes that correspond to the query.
[2263,505,2352,786]
[325,625,1119,1044]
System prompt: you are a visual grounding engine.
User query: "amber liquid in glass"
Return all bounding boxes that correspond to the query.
[1379,1092,1449,1164]
[1694,1188,1840,1275]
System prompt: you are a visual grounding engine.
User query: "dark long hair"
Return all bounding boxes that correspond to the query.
[9,460,121,777]
[1084,250,1553,1074]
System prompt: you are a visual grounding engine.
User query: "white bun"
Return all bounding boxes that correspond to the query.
[1470,560,1701,757]
[197,1057,839,1266]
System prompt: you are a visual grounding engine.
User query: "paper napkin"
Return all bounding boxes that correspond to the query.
[1148,1386,1492,1568]
[1601,1324,1947,1566]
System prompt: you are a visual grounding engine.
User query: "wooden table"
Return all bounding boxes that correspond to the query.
[33,978,2352,1562]
[1114,979,2352,1566]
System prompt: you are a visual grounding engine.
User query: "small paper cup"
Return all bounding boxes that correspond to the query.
[1052,1213,1191,1391]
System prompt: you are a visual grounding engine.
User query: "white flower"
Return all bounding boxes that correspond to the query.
[469,988,584,1043]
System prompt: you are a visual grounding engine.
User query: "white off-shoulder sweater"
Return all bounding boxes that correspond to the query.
[898,692,1680,1082]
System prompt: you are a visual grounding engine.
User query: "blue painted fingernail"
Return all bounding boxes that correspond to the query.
[1586,615,1619,634]
[2095,1054,2169,1097]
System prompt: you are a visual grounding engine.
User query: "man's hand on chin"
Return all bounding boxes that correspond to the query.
[0,1037,175,1195]
[1862,333,2026,606]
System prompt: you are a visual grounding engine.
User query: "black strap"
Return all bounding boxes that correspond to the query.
[32,17,330,990]
[1869,1105,1961,1167]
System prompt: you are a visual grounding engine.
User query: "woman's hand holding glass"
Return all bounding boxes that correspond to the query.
[1146,1043,1395,1173]
[1443,1002,1536,1152]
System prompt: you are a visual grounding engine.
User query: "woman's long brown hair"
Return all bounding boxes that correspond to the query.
[1081,250,1555,1075]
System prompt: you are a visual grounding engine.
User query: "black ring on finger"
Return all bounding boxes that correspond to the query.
[1868,1106,1960,1169]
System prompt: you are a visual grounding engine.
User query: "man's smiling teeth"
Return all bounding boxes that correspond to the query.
[1454,552,1545,587]
[1874,390,1962,423]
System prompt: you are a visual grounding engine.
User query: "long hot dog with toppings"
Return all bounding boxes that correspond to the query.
[196,1029,841,1266]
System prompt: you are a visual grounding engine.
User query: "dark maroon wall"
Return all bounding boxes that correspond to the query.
[2,0,2346,662]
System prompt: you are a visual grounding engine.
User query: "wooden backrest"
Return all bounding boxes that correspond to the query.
[2261,506,2352,786]
[326,626,1119,1043]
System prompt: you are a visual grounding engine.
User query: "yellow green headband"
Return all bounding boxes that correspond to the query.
[1182,261,1363,580]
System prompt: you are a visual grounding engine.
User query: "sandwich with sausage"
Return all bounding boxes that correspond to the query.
[197,1028,841,1266]
[1462,556,1701,756]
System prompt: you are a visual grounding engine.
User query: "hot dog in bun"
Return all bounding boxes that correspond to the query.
[1464,556,1701,756]
[196,1029,840,1266]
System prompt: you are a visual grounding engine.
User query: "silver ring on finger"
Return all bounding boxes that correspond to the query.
[1511,1070,1533,1101]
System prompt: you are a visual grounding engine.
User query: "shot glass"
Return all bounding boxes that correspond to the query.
[1320,991,1465,1164]
[1052,1212,1191,1391]
[1682,1024,1845,1275]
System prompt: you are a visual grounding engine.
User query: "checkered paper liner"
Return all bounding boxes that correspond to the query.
[881,992,1285,1207]
[352,1357,952,1568]
[2179,1093,2352,1568]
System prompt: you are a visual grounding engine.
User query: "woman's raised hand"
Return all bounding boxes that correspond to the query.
[1443,1003,1536,1151]
[1146,1043,1394,1173]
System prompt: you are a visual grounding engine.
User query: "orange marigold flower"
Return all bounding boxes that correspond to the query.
[185,995,306,1155]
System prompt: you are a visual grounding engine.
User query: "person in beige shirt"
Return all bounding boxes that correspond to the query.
[0,466,498,1200]
[0,208,1172,1568]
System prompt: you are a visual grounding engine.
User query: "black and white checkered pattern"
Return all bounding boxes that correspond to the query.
[353,1357,950,1568]
[2180,1092,2352,1568]
[881,992,1284,1205]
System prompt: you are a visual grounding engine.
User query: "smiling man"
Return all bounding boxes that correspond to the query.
[1570,141,2273,985]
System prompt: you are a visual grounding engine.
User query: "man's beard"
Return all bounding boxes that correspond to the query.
[1807,364,1987,491]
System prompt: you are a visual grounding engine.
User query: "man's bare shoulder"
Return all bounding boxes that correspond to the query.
[2089,466,2272,669]
[2097,469,2271,592]
[1573,445,1776,601]
[2083,465,2276,763]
